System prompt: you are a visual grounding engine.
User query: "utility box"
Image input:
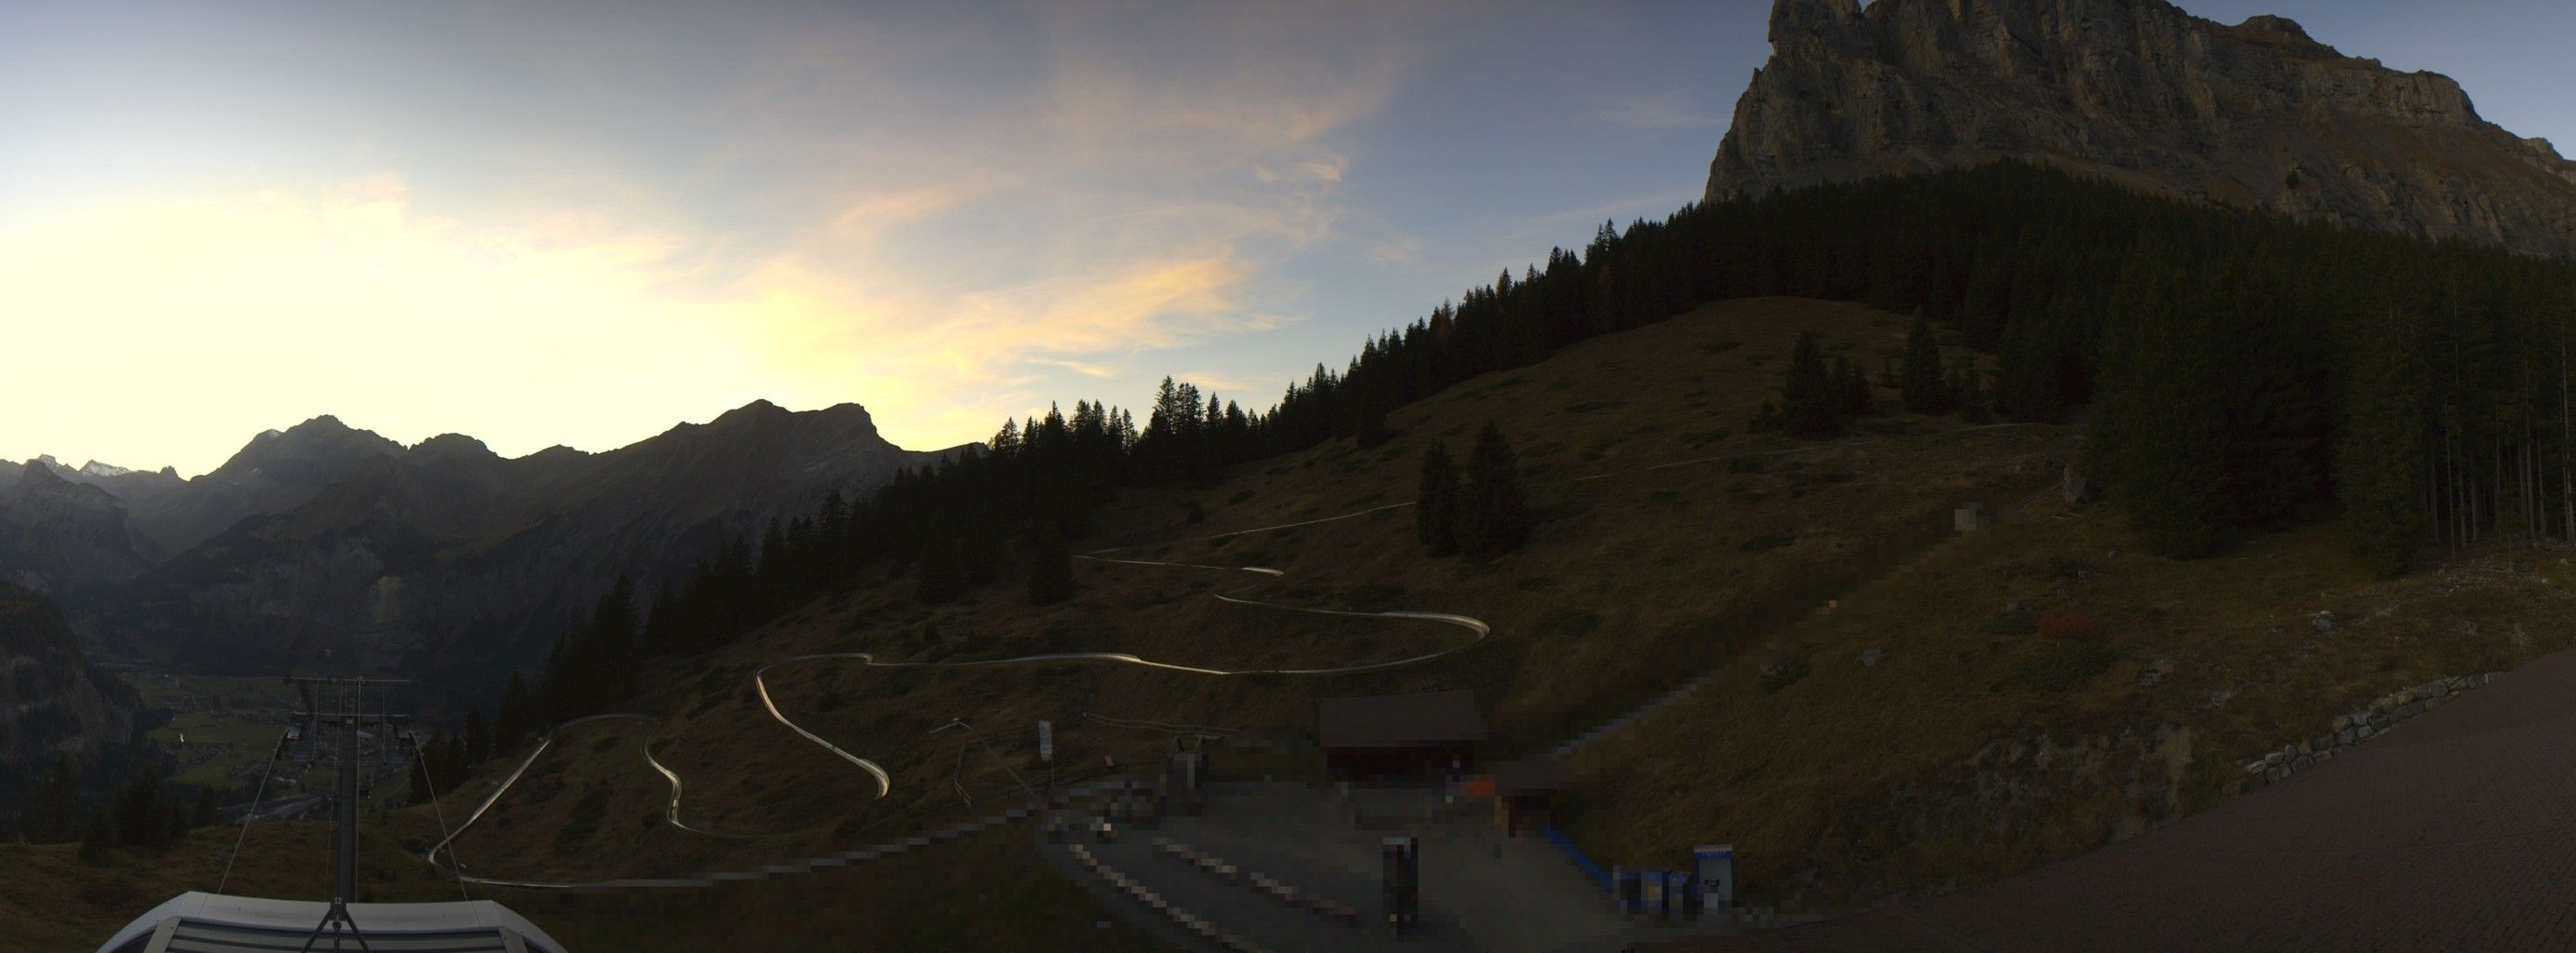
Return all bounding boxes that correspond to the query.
[1694,844,1736,910]
[1955,502,1992,532]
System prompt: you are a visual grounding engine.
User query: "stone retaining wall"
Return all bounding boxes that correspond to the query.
[2238,672,2503,791]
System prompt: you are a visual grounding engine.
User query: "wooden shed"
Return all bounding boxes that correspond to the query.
[1317,691,1485,782]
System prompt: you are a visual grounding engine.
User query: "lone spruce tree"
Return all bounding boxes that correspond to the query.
[23,755,79,844]
[1902,313,1953,414]
[1782,331,1841,436]
[1026,521,1076,605]
[79,805,115,863]
[1457,423,1531,558]
[1416,443,1462,557]
[1832,356,1871,418]
[114,764,169,849]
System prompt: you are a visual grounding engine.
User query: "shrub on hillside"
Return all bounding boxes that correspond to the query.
[2035,611,2098,640]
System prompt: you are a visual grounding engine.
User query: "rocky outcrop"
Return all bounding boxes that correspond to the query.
[1712,0,2576,258]
[0,461,161,597]
[2237,671,2501,790]
[0,584,140,783]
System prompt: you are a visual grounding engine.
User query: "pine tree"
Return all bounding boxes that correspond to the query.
[1750,401,1782,433]
[193,786,218,829]
[79,805,114,863]
[1902,313,1953,414]
[1026,522,1076,606]
[1835,355,1873,417]
[2090,276,2232,557]
[1955,361,1994,424]
[1457,423,1532,558]
[168,799,191,841]
[438,736,469,792]
[539,626,577,723]
[408,750,433,806]
[961,519,1001,586]
[915,535,964,605]
[113,764,170,849]
[463,706,491,766]
[640,582,678,657]
[1416,443,1462,557]
[23,755,79,844]
[495,671,534,756]
[590,575,639,704]
[1782,331,1841,436]
[2341,307,2428,576]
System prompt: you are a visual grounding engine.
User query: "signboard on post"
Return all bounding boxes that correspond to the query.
[1037,719,1054,762]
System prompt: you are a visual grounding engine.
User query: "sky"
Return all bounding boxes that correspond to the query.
[2,1,2569,477]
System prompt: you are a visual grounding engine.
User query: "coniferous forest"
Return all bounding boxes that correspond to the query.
[506,162,2576,735]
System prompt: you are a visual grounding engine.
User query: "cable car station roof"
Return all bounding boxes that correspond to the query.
[95,892,566,953]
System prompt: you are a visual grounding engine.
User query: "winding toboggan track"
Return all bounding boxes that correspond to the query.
[424,423,2049,890]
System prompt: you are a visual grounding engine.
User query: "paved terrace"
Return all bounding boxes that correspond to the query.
[1657,646,2576,952]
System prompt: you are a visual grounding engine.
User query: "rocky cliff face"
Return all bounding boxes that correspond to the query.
[0,462,161,598]
[0,584,141,783]
[1711,0,2576,258]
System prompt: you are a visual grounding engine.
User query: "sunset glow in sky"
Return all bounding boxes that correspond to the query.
[5,1,2570,476]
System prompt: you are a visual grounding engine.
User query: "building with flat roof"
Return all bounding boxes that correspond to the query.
[1317,690,1485,781]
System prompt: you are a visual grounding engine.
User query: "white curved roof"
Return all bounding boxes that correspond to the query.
[96,892,567,953]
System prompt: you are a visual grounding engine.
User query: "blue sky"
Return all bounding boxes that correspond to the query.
[0,1,2567,476]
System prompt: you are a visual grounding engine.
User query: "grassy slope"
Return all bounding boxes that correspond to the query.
[0,819,454,953]
[45,296,2102,949]
[1569,477,2576,906]
[430,297,2072,887]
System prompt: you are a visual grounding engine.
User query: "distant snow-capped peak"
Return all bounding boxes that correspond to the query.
[79,460,134,477]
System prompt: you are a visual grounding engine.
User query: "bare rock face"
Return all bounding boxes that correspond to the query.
[1711,0,2576,258]
[0,584,140,777]
[0,461,161,596]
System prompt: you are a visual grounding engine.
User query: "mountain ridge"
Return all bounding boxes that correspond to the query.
[1712,0,2576,258]
[75,399,969,692]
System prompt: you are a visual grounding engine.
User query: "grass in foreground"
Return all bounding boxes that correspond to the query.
[1569,491,2576,906]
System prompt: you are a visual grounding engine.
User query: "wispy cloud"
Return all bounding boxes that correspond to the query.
[1,3,1432,472]
[1599,88,1728,130]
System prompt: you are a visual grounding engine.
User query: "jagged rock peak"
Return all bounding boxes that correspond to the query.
[1770,0,1860,52]
[17,458,71,486]
[811,402,878,427]
[1711,0,2576,258]
[2234,14,2315,45]
[714,398,790,423]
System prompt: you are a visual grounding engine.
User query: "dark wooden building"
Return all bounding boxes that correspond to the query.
[1484,758,1570,834]
[1318,690,1485,782]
